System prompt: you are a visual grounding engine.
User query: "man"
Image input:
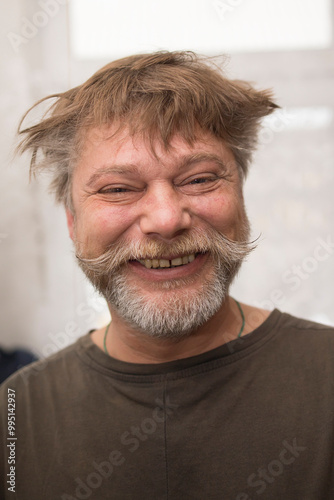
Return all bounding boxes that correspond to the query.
[1,51,334,499]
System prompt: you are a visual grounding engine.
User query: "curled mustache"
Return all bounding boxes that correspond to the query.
[75,226,257,276]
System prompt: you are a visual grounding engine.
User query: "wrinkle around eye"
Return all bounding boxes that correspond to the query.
[93,186,145,205]
[178,176,226,195]
[100,187,131,194]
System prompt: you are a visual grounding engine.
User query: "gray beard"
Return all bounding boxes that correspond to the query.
[105,258,236,340]
[76,224,254,340]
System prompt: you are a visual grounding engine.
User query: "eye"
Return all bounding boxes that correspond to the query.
[185,174,221,187]
[96,184,143,203]
[98,183,140,195]
[178,172,226,195]
[189,177,216,184]
[100,187,130,194]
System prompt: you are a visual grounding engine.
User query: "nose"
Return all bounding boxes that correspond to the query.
[139,184,192,240]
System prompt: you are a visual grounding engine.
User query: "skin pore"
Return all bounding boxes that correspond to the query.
[66,125,270,364]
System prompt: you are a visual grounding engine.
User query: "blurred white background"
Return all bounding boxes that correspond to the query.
[1,0,333,357]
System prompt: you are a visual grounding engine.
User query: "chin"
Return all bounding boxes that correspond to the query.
[104,266,228,340]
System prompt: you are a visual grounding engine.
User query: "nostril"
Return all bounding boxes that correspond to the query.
[139,205,192,239]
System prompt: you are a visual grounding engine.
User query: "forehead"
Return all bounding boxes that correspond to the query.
[77,124,237,173]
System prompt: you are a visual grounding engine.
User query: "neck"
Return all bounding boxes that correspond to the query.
[91,297,270,364]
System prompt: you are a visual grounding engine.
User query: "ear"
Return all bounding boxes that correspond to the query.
[66,209,75,241]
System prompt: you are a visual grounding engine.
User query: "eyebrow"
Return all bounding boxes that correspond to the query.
[179,152,228,171]
[86,152,228,187]
[86,164,140,187]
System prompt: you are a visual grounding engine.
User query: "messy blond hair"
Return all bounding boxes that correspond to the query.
[17,51,278,209]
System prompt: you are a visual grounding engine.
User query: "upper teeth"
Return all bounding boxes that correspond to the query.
[138,254,195,269]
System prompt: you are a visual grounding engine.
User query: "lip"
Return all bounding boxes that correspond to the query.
[127,252,209,282]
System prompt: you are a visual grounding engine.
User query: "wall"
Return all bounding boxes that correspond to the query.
[0,0,333,357]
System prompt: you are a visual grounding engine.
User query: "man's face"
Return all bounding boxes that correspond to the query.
[67,125,251,339]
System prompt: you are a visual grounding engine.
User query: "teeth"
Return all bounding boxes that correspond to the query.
[159,259,170,268]
[138,253,197,269]
[171,257,183,266]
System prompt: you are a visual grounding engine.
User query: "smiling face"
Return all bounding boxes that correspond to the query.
[67,125,252,339]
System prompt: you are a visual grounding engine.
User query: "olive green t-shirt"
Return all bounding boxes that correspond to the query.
[1,309,334,499]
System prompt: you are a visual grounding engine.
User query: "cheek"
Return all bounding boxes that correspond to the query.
[76,205,136,250]
[194,195,235,224]
[193,194,246,237]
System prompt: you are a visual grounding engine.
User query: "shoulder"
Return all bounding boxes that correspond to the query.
[0,334,89,404]
[270,311,334,371]
[244,306,334,352]
[277,311,334,337]
[271,310,334,352]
